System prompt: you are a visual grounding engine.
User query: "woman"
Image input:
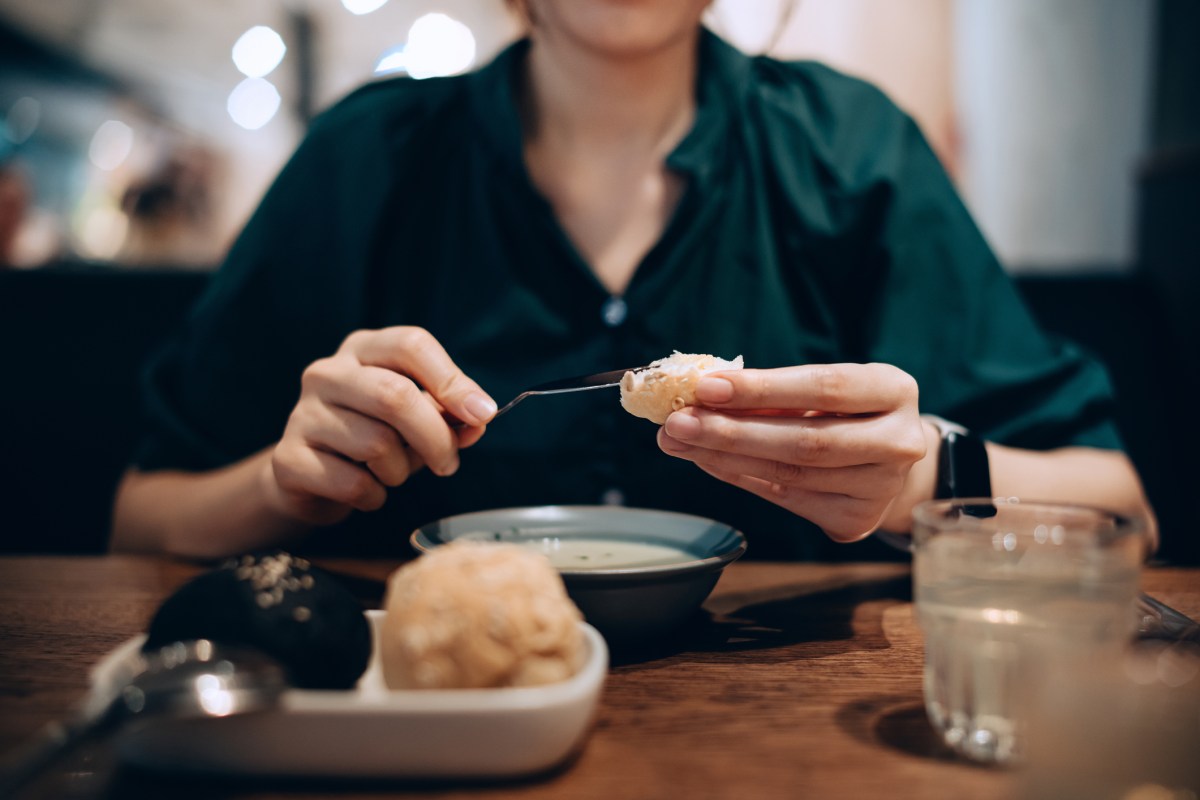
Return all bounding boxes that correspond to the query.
[111,0,1154,559]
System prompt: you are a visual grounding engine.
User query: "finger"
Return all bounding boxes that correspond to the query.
[274,443,388,513]
[694,363,918,414]
[342,328,498,426]
[694,464,881,543]
[657,429,892,499]
[456,424,486,449]
[315,365,461,477]
[298,403,414,486]
[662,407,923,469]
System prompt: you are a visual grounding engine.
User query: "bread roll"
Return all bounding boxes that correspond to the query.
[380,541,585,690]
[619,351,744,424]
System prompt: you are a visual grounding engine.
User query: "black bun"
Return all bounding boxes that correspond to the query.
[144,551,371,690]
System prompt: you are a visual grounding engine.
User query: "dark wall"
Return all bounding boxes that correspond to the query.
[1141,0,1200,371]
[1135,0,1200,564]
[1,266,1195,563]
[1015,273,1196,566]
[0,266,209,552]
[1150,0,1200,155]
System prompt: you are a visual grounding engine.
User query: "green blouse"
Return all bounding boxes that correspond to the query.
[135,31,1121,560]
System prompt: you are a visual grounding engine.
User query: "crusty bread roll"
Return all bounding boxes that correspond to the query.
[620,351,744,424]
[380,541,585,690]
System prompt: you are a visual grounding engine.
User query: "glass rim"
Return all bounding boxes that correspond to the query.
[911,496,1147,539]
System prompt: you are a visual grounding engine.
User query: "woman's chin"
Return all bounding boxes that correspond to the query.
[529,0,709,59]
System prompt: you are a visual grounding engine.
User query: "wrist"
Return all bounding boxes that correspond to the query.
[258,448,305,524]
[260,446,351,529]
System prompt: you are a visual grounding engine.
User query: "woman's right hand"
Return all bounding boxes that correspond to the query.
[266,327,497,525]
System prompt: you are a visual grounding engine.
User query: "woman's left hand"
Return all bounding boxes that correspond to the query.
[657,363,933,542]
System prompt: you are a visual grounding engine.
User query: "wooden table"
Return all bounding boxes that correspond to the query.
[1,556,1197,799]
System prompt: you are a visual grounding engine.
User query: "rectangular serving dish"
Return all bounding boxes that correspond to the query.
[88,610,607,778]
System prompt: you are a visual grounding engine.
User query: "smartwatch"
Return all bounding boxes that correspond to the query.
[923,414,996,516]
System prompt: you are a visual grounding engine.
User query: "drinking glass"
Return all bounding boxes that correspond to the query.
[1019,639,1200,798]
[911,497,1147,765]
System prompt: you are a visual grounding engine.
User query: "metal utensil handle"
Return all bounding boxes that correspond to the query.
[448,367,640,429]
[448,392,529,429]
[1136,592,1200,644]
[0,706,115,798]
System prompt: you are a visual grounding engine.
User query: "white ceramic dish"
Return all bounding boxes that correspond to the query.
[88,611,607,778]
[411,506,748,641]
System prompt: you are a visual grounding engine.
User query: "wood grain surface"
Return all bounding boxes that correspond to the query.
[1,556,1197,800]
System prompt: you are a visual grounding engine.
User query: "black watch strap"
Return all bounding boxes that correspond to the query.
[935,429,992,500]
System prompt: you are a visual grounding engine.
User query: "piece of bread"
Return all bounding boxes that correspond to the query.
[380,541,585,690]
[619,351,744,424]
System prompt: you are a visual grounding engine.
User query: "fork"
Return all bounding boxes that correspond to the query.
[1136,592,1200,644]
[452,366,646,428]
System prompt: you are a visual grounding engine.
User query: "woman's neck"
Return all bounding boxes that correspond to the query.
[521,28,700,159]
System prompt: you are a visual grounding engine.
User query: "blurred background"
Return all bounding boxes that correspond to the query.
[1,0,1197,559]
[0,0,1195,274]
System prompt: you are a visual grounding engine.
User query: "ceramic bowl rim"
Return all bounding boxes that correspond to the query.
[410,505,747,581]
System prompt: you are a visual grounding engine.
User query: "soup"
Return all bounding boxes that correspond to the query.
[459,532,697,570]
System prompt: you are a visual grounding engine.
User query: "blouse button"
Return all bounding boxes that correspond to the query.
[601,297,627,327]
[600,487,626,506]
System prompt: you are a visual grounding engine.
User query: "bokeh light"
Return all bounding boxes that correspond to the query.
[342,0,389,16]
[232,26,287,79]
[374,13,476,80]
[88,120,134,171]
[78,205,129,260]
[374,46,406,76]
[5,97,41,144]
[227,78,282,130]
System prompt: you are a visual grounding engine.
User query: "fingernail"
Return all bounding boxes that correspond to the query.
[665,413,701,440]
[463,393,497,424]
[696,377,734,404]
[437,456,460,477]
